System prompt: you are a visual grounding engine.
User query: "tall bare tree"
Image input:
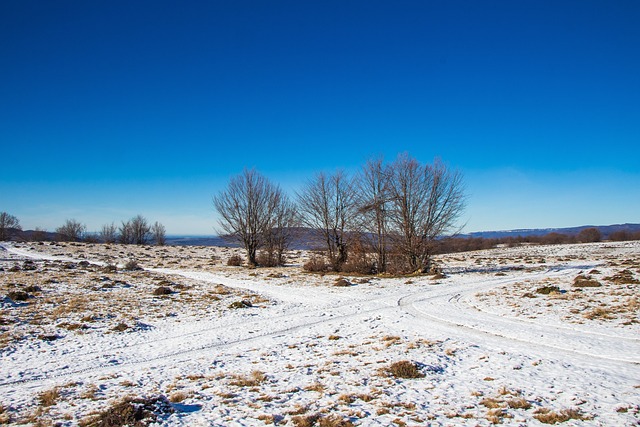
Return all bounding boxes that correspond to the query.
[0,212,21,241]
[130,215,151,245]
[260,194,297,266]
[100,223,118,243]
[356,158,391,273]
[56,219,86,242]
[214,169,285,266]
[118,220,133,244]
[297,170,358,271]
[152,221,166,246]
[387,154,465,273]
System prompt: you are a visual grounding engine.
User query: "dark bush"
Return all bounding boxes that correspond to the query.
[386,360,425,379]
[573,275,601,287]
[303,256,329,273]
[87,395,173,427]
[7,290,30,301]
[226,254,243,266]
[153,286,173,296]
[124,259,142,271]
[334,278,352,287]
[536,285,561,295]
[228,300,253,309]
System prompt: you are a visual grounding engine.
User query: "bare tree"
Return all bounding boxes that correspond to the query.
[577,227,601,243]
[152,221,166,246]
[260,194,297,266]
[297,170,358,271]
[355,157,391,273]
[214,169,286,266]
[0,212,21,241]
[387,154,465,273]
[100,223,118,243]
[118,220,133,244]
[130,215,151,245]
[56,219,86,242]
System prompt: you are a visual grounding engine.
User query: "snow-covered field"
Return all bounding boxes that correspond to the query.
[0,240,638,426]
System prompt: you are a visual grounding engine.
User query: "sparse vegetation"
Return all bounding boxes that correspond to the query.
[533,407,590,424]
[385,361,425,379]
[227,254,243,266]
[573,275,601,287]
[80,395,173,427]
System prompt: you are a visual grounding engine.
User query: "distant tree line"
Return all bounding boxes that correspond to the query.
[0,212,166,246]
[430,227,640,255]
[214,153,466,274]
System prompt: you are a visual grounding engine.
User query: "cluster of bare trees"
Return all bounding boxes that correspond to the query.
[99,215,165,245]
[214,154,466,274]
[0,212,21,241]
[214,169,296,267]
[299,154,466,274]
[0,215,166,245]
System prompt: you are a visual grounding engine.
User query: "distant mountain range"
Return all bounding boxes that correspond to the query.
[4,223,639,246]
[460,223,640,240]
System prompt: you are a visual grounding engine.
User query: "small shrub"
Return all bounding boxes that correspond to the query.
[533,407,589,424]
[228,300,252,309]
[605,270,639,285]
[573,275,601,288]
[507,397,532,410]
[291,414,320,427]
[24,285,42,293]
[229,370,267,387]
[536,285,560,295]
[38,334,61,342]
[334,278,352,287]
[226,255,243,266]
[103,263,118,273]
[38,387,60,407]
[584,307,615,320]
[153,286,173,296]
[303,256,329,273]
[83,395,173,427]
[385,360,425,379]
[6,290,30,301]
[318,414,355,427]
[112,323,130,332]
[124,259,142,271]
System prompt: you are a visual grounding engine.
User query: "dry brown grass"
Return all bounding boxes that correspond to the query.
[573,275,602,287]
[533,407,590,424]
[229,370,267,387]
[384,361,425,379]
[507,397,532,410]
[38,387,60,407]
[584,307,615,320]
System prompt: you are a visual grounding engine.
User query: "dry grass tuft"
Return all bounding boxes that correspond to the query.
[334,278,352,287]
[533,407,590,424]
[38,388,60,407]
[584,307,615,320]
[229,370,267,387]
[536,285,560,295]
[507,397,532,410]
[318,414,355,427]
[291,413,320,427]
[573,275,601,288]
[384,360,425,379]
[80,395,174,427]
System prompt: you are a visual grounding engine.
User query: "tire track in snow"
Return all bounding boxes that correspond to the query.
[397,270,640,366]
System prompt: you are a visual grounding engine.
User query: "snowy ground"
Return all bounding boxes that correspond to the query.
[0,241,638,426]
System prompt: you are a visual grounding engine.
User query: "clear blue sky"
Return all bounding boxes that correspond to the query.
[1,1,639,235]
